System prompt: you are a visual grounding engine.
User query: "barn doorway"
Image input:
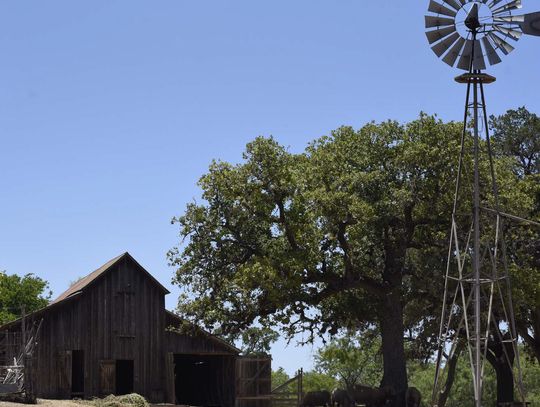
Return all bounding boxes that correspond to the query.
[174,354,235,407]
[115,359,134,395]
[71,350,84,395]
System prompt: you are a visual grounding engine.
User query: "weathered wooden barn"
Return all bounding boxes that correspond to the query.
[0,252,241,405]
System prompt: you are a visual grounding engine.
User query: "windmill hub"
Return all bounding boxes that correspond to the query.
[464,15,481,30]
[424,0,537,71]
[456,3,493,38]
[465,3,490,31]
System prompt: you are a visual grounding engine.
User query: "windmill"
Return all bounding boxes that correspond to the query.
[424,1,540,406]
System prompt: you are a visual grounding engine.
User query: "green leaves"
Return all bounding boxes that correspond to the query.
[490,107,540,177]
[408,347,540,407]
[168,111,538,364]
[0,271,51,325]
[314,333,383,388]
[489,107,540,362]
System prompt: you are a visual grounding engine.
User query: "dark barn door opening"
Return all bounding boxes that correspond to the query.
[71,350,84,395]
[174,354,235,407]
[115,360,134,395]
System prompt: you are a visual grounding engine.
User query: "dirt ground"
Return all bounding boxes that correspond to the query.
[0,400,174,407]
[0,401,81,407]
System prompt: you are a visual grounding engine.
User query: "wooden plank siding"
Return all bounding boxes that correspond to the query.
[164,312,239,355]
[0,253,239,404]
[24,257,167,400]
[236,356,272,407]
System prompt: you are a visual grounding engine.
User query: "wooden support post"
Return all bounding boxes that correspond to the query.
[297,368,303,407]
[21,306,26,354]
[24,355,36,403]
[165,353,175,404]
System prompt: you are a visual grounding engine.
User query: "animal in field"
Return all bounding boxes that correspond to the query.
[348,384,395,407]
[331,388,352,407]
[405,387,421,407]
[301,390,332,407]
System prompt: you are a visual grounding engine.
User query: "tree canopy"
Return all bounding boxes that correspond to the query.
[314,333,382,389]
[490,107,540,363]
[490,106,540,176]
[0,271,51,325]
[169,111,538,405]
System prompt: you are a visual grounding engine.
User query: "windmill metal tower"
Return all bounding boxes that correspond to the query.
[424,1,540,406]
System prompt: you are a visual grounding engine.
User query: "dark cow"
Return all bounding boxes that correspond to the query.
[405,387,421,407]
[301,391,332,407]
[348,385,395,407]
[331,388,352,407]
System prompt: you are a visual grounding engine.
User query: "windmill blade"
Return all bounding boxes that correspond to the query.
[432,31,461,56]
[426,25,457,44]
[443,0,462,11]
[456,39,486,71]
[429,0,458,17]
[457,40,474,70]
[492,0,522,15]
[473,40,486,70]
[487,0,505,7]
[488,32,515,54]
[493,25,522,40]
[493,15,525,23]
[482,36,503,65]
[490,21,522,26]
[425,15,456,28]
[466,3,480,25]
[442,37,466,66]
[520,11,540,36]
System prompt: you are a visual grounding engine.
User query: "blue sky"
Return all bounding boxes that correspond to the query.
[1,1,539,375]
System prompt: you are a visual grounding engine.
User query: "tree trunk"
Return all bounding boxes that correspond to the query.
[517,322,540,365]
[486,334,515,405]
[494,362,514,404]
[437,340,465,407]
[380,290,408,407]
[517,307,540,363]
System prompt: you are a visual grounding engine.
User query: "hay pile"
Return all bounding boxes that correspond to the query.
[79,393,149,407]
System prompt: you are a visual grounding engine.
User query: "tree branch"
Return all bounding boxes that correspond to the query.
[306,274,387,302]
[336,213,356,279]
[275,194,300,251]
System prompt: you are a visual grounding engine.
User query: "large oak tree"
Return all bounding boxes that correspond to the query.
[168,113,533,406]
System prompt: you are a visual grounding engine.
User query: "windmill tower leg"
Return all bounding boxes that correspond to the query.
[431,68,528,407]
[458,67,486,407]
[424,1,540,406]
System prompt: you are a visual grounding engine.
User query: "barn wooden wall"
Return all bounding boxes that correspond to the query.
[0,255,240,404]
[164,312,238,406]
[4,258,167,402]
[164,312,237,355]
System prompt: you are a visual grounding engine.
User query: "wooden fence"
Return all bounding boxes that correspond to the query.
[236,355,303,407]
[0,318,42,402]
[270,368,303,407]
